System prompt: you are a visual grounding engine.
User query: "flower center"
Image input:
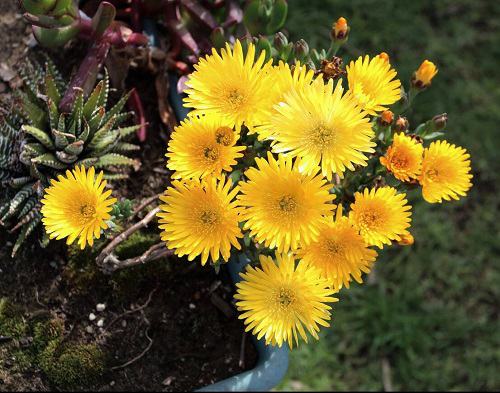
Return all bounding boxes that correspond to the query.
[200,210,220,226]
[358,210,381,230]
[203,145,221,161]
[214,126,235,146]
[391,154,409,169]
[325,238,342,255]
[426,168,440,181]
[278,195,297,212]
[274,287,296,309]
[311,124,335,147]
[227,89,246,108]
[80,204,96,218]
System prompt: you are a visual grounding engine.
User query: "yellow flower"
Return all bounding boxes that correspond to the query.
[268,78,375,180]
[237,152,335,253]
[166,114,245,180]
[346,54,402,115]
[234,252,337,348]
[254,61,316,140]
[183,40,273,131]
[349,187,412,249]
[41,165,116,249]
[380,132,424,182]
[412,60,438,89]
[297,206,377,291]
[418,140,472,203]
[157,175,243,265]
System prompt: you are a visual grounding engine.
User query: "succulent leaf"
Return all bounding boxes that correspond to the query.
[22,125,55,149]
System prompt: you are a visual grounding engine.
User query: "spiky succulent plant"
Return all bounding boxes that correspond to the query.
[0,59,141,256]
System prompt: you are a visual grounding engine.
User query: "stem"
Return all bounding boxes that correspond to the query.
[59,38,111,112]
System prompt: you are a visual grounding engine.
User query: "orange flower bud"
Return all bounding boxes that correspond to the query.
[378,52,390,62]
[411,60,438,89]
[397,233,414,246]
[379,110,394,126]
[332,17,349,41]
[392,116,409,133]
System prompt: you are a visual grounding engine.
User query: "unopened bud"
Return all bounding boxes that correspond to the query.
[274,32,288,51]
[378,52,390,63]
[431,113,447,133]
[411,60,438,90]
[392,116,409,133]
[292,39,309,61]
[331,17,349,42]
[379,110,394,126]
[397,233,414,246]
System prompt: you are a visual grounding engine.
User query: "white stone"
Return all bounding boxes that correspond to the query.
[89,313,96,321]
[97,319,104,327]
[96,303,106,312]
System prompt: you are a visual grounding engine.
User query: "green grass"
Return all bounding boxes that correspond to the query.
[278,0,500,390]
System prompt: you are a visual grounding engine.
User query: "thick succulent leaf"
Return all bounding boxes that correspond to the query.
[9,176,33,189]
[82,80,103,120]
[44,71,61,107]
[22,125,54,149]
[94,153,138,168]
[56,150,78,164]
[88,107,105,134]
[51,129,72,149]
[57,112,66,133]
[74,157,98,168]
[114,142,140,152]
[78,118,90,142]
[17,194,39,219]
[46,97,60,131]
[44,56,67,94]
[0,200,9,218]
[0,135,13,156]
[3,182,36,220]
[101,172,129,180]
[64,140,84,155]
[12,213,42,257]
[113,111,133,127]
[96,71,109,109]
[31,153,67,169]
[19,94,47,130]
[116,124,143,140]
[23,142,47,157]
[0,116,18,140]
[87,115,116,150]
[28,162,46,181]
[67,90,84,135]
[101,90,133,126]
[91,130,121,156]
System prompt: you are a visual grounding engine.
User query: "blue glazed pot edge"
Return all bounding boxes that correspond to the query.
[165,74,289,391]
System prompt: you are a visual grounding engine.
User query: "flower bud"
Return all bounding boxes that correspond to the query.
[292,39,309,62]
[378,110,394,126]
[431,113,447,133]
[397,233,414,246]
[273,32,288,52]
[331,17,349,42]
[392,116,409,133]
[378,52,390,63]
[411,60,438,90]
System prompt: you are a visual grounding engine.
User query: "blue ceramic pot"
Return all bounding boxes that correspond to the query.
[166,75,289,391]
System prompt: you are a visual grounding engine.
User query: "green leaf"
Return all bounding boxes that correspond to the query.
[51,129,71,149]
[422,132,445,140]
[87,115,116,150]
[64,140,84,155]
[96,71,109,109]
[114,142,140,152]
[12,214,41,257]
[67,90,84,135]
[31,153,67,169]
[116,124,142,139]
[45,70,61,106]
[20,95,47,130]
[101,172,129,180]
[83,81,103,121]
[94,153,138,168]
[101,90,133,126]
[55,151,78,164]
[22,125,54,149]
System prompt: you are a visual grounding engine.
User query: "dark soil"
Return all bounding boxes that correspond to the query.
[0,2,257,391]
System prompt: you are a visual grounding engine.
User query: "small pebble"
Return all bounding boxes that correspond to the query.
[97,319,104,327]
[86,326,94,334]
[110,381,115,387]
[189,303,196,310]
[89,313,96,321]
[96,303,106,312]
[121,320,127,328]
[49,261,58,269]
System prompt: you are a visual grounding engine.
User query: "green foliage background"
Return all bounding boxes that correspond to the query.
[279,0,500,390]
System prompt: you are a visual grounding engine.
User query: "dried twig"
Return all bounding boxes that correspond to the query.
[382,357,393,392]
[95,206,161,273]
[110,329,153,370]
[100,242,174,273]
[128,193,164,222]
[239,332,246,368]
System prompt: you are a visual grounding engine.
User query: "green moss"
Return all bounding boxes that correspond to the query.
[63,243,106,295]
[0,298,25,337]
[39,340,106,390]
[114,230,159,259]
[31,318,64,354]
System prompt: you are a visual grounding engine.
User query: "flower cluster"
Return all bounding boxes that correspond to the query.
[39,17,473,350]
